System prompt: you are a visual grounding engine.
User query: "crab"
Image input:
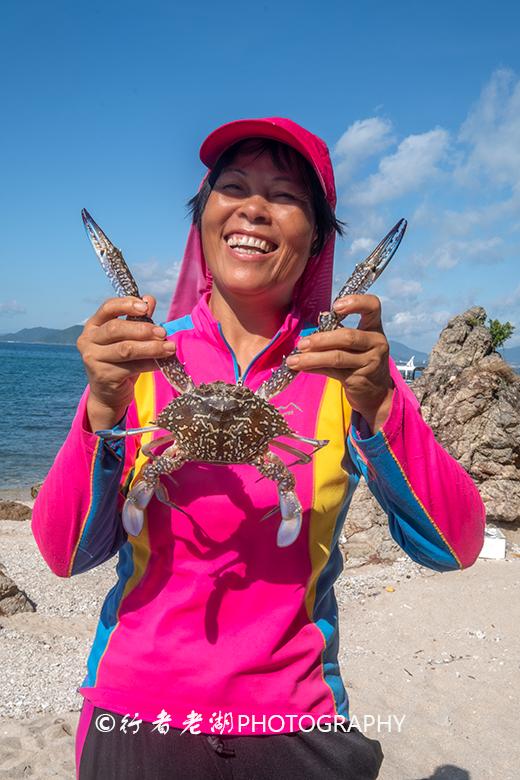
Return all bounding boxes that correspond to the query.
[82,209,407,547]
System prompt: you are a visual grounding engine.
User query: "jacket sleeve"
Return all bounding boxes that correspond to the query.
[31,387,141,578]
[346,359,486,571]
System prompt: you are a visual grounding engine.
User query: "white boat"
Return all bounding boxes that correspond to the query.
[395,356,426,383]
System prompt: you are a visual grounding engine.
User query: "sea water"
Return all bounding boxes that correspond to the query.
[0,342,87,492]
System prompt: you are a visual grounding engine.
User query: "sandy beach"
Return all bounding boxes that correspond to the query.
[1,508,519,779]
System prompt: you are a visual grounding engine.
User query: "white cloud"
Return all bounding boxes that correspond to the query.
[335,68,520,218]
[331,69,520,351]
[385,309,452,338]
[82,258,182,318]
[489,284,520,330]
[432,237,504,269]
[0,300,25,315]
[340,212,389,251]
[496,284,520,308]
[386,278,422,297]
[348,237,375,255]
[435,198,520,237]
[133,260,182,309]
[348,128,450,206]
[334,118,394,182]
[457,68,520,188]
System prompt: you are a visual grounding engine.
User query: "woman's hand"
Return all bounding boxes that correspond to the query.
[76,295,177,433]
[285,294,394,435]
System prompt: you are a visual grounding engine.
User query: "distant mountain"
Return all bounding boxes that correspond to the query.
[0,325,82,345]
[388,340,429,365]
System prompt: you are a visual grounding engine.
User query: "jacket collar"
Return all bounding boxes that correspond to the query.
[190,291,309,380]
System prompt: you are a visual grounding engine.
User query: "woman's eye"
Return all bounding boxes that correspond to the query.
[223,183,242,191]
[274,192,297,200]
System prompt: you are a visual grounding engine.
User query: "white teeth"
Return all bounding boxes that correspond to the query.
[226,234,275,253]
[233,246,263,255]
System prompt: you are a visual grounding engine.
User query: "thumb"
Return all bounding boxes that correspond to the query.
[358,309,384,334]
[142,294,158,319]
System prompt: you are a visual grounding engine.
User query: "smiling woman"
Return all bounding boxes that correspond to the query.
[31,117,486,780]
[186,137,344,374]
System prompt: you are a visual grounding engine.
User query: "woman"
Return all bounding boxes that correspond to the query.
[32,117,486,779]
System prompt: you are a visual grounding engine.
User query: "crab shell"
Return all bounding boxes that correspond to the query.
[153,381,293,463]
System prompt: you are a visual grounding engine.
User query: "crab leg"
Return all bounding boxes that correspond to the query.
[141,433,177,459]
[82,208,194,395]
[253,451,302,548]
[255,436,329,485]
[123,444,187,536]
[270,436,328,466]
[96,424,161,439]
[269,440,313,464]
[140,434,181,487]
[256,218,407,403]
[287,433,329,449]
[277,402,303,415]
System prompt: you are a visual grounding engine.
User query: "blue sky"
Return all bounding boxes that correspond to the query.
[1,0,519,351]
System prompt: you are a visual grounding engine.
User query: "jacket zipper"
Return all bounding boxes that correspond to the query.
[217,323,282,385]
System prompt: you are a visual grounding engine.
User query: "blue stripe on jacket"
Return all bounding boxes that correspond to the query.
[347,421,460,572]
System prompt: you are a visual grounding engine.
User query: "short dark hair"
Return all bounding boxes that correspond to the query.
[187,138,345,256]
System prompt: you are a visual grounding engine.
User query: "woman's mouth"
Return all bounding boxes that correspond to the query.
[225,233,277,258]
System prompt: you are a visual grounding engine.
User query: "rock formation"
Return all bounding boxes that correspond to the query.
[341,306,520,567]
[0,500,32,521]
[340,482,398,568]
[30,483,43,499]
[413,307,520,525]
[0,565,36,616]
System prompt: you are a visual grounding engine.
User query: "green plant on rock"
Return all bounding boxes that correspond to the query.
[487,318,515,350]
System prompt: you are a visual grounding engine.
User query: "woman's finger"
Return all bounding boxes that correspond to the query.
[332,294,383,332]
[92,319,167,346]
[296,328,385,354]
[86,295,156,328]
[286,347,369,373]
[92,358,166,380]
[82,337,176,368]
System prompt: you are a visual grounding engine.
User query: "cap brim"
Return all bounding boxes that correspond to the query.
[200,119,327,195]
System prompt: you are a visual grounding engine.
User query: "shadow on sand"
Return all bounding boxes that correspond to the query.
[415,764,471,780]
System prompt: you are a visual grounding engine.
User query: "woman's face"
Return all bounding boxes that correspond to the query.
[200,146,316,307]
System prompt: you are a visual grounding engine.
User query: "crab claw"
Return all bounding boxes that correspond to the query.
[122,480,155,536]
[81,208,113,262]
[81,208,141,300]
[154,482,194,521]
[276,490,302,548]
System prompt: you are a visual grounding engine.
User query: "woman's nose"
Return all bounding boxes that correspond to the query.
[238,195,271,223]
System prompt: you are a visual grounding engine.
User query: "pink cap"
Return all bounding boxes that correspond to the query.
[199,117,336,209]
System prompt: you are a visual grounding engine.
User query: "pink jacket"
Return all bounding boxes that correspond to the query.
[32,291,485,734]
